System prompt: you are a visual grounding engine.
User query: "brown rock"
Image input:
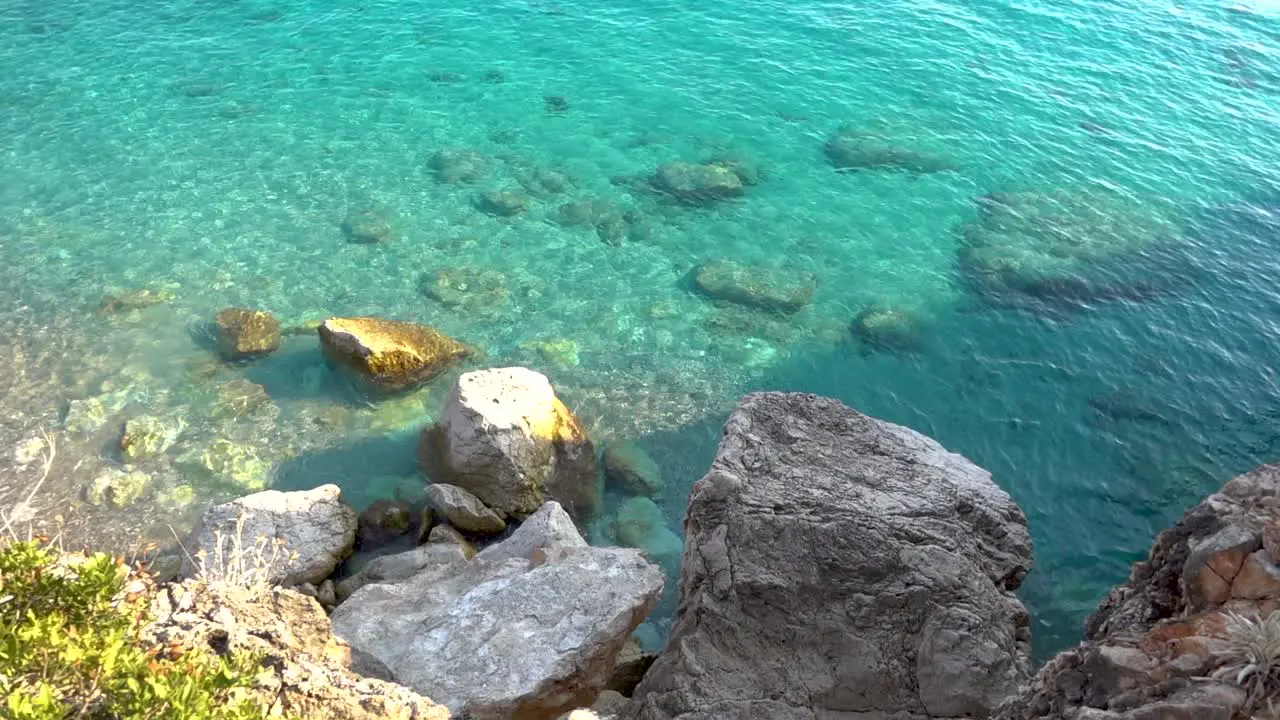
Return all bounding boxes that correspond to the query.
[318,316,470,393]
[215,308,281,360]
[1230,550,1280,600]
[142,580,449,720]
[356,499,414,550]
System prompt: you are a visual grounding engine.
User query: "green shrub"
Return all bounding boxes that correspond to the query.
[0,540,269,719]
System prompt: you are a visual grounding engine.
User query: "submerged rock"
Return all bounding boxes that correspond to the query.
[85,468,153,508]
[213,377,273,419]
[331,501,664,720]
[429,149,489,184]
[545,94,570,114]
[340,207,394,244]
[996,464,1280,720]
[175,438,271,491]
[603,441,664,499]
[519,337,581,368]
[214,308,281,360]
[317,316,470,393]
[142,579,449,720]
[629,392,1033,720]
[850,305,928,352]
[611,497,682,575]
[422,367,599,520]
[100,287,174,314]
[422,267,509,311]
[355,499,414,550]
[120,413,186,460]
[182,484,357,587]
[475,189,531,217]
[957,188,1181,305]
[823,125,957,173]
[516,165,575,198]
[651,162,744,205]
[692,259,816,313]
[425,483,507,534]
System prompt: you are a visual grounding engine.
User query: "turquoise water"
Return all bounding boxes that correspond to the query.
[2,0,1280,658]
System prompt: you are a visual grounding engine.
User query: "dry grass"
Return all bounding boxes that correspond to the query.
[1212,610,1280,710]
[189,513,295,592]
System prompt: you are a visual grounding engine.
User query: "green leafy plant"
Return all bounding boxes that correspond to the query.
[0,540,269,719]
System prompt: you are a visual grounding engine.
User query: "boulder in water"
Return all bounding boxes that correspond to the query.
[120,413,186,460]
[214,308,281,360]
[422,267,509,311]
[629,392,1033,719]
[603,440,664,499]
[317,317,470,393]
[651,162,744,205]
[692,259,816,313]
[421,367,599,520]
[475,189,530,217]
[850,305,927,352]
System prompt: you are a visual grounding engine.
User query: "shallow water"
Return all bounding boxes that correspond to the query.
[2,0,1279,658]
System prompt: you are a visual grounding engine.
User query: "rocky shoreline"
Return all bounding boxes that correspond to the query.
[123,386,1280,719]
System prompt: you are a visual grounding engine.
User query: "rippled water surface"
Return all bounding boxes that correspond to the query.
[2,0,1280,657]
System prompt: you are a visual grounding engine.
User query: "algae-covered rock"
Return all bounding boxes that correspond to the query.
[520,337,581,368]
[214,308,281,360]
[340,207,394,244]
[823,125,957,173]
[85,468,153,508]
[175,439,271,491]
[120,413,187,460]
[100,287,175,314]
[213,378,273,419]
[651,162,744,205]
[475,189,530,217]
[423,267,509,311]
[603,441,664,499]
[157,484,196,510]
[317,316,470,393]
[692,259,816,313]
[64,392,128,434]
[429,149,488,184]
[957,188,1182,303]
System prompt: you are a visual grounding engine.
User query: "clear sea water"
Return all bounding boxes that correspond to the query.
[2,0,1279,659]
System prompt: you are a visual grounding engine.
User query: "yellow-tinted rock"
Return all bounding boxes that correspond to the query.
[318,317,470,393]
[215,308,281,360]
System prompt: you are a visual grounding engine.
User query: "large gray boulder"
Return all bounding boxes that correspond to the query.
[182,484,357,587]
[423,367,599,520]
[332,502,664,720]
[628,392,1033,720]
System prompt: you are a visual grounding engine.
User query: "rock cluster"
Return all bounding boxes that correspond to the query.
[997,463,1280,720]
[628,392,1034,720]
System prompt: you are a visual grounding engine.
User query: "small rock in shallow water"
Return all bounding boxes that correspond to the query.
[422,267,509,311]
[520,337,581,368]
[120,413,186,460]
[822,124,957,174]
[475,189,530,217]
[425,483,506,534]
[515,165,574,198]
[429,148,489,184]
[214,378,273,419]
[175,438,270,491]
[85,468,153,508]
[692,258,816,313]
[850,306,927,352]
[318,316,471,393]
[426,70,462,84]
[481,68,506,83]
[214,308,281,360]
[651,162,744,205]
[612,496,682,573]
[100,287,174,314]
[340,207,394,244]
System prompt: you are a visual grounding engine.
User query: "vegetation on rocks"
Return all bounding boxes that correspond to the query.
[0,540,268,720]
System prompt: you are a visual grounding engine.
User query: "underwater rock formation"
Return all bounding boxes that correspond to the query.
[823,125,957,173]
[650,162,744,205]
[214,307,281,360]
[628,392,1033,720]
[331,501,664,720]
[120,413,186,460]
[182,484,357,588]
[423,266,510,312]
[956,189,1181,305]
[850,305,928,352]
[692,258,816,313]
[317,316,470,393]
[476,189,531,217]
[84,468,152,508]
[422,367,599,520]
[997,463,1280,720]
